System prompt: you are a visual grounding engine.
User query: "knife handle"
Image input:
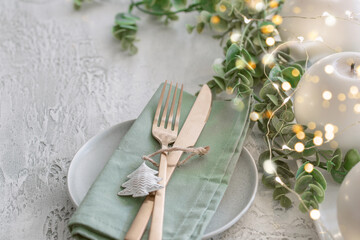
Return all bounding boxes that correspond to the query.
[124,194,155,240]
[149,153,167,240]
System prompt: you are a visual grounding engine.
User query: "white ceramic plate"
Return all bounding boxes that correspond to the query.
[67,120,258,239]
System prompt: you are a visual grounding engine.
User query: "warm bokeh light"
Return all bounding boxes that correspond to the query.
[322,90,332,100]
[263,160,276,174]
[219,4,227,12]
[211,15,221,24]
[250,111,260,121]
[226,86,233,95]
[324,65,334,74]
[313,136,323,146]
[296,131,306,140]
[266,37,275,46]
[310,209,321,220]
[281,81,291,91]
[325,131,335,141]
[338,93,346,101]
[269,0,278,8]
[292,124,303,133]
[247,61,256,70]
[294,142,305,152]
[230,31,241,43]
[272,15,283,25]
[304,163,314,173]
[292,68,300,77]
[236,58,246,69]
[354,104,360,113]
[262,54,275,65]
[261,25,275,34]
[308,122,316,130]
[325,123,335,133]
[314,130,323,137]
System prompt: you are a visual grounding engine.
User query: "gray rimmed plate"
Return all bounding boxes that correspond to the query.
[67,120,258,239]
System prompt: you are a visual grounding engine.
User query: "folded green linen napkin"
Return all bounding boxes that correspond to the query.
[68,83,251,240]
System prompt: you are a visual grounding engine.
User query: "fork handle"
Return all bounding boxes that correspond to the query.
[149,152,167,240]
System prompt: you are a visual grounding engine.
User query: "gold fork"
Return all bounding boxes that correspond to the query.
[149,82,183,240]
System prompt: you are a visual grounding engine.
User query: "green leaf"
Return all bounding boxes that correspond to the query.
[212,61,225,77]
[266,94,278,106]
[332,148,342,170]
[303,141,316,157]
[294,175,313,194]
[259,81,277,99]
[310,182,325,203]
[262,174,276,189]
[282,67,301,88]
[172,0,187,9]
[200,10,212,22]
[273,187,288,200]
[344,149,360,171]
[280,110,294,122]
[331,168,347,184]
[280,195,292,208]
[186,24,195,33]
[225,44,240,66]
[327,159,335,173]
[196,22,205,33]
[269,65,282,80]
[213,76,226,90]
[210,15,228,32]
[311,168,327,190]
[254,103,267,112]
[200,0,219,12]
[299,200,310,213]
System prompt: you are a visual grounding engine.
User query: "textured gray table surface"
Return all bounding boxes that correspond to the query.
[0,0,319,239]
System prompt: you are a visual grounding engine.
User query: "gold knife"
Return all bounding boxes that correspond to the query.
[125,85,212,240]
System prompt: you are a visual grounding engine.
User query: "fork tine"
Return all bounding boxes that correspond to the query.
[174,84,183,133]
[153,81,167,127]
[160,82,172,127]
[166,83,178,129]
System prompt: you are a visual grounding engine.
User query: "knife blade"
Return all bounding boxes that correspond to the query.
[125,84,212,240]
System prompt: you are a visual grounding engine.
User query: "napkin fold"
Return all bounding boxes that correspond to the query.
[68,84,251,240]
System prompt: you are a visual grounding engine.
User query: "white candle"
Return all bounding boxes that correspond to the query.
[279,0,360,61]
[294,52,360,151]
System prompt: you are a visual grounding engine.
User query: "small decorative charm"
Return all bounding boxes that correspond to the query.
[118,162,163,198]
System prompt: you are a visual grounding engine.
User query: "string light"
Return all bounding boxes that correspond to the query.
[292,124,303,133]
[269,0,278,8]
[304,163,314,173]
[230,31,241,43]
[247,61,256,70]
[266,37,276,46]
[275,176,284,185]
[262,54,275,65]
[236,59,246,69]
[250,111,260,121]
[219,4,227,12]
[272,83,279,90]
[324,123,335,133]
[310,209,321,220]
[325,131,335,141]
[272,15,283,25]
[261,25,275,34]
[263,160,276,174]
[296,131,306,140]
[281,82,291,91]
[313,136,323,146]
[282,145,291,150]
[211,15,221,24]
[294,142,305,152]
[292,68,300,77]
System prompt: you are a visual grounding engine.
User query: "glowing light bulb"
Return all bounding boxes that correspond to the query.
[292,124,303,133]
[266,37,275,46]
[269,1,278,8]
[294,142,305,152]
[272,15,283,25]
[292,68,300,77]
[304,163,314,173]
[296,131,306,140]
[236,59,246,69]
[281,82,291,91]
[250,112,260,121]
[261,25,275,34]
[350,86,359,95]
[262,54,274,65]
[324,13,336,26]
[275,176,283,184]
[219,4,227,12]
[313,136,323,146]
[247,61,256,70]
[230,31,241,43]
[263,160,276,174]
[325,131,335,141]
[314,130,323,137]
[310,209,321,220]
[211,16,221,24]
[322,91,332,100]
[325,123,335,133]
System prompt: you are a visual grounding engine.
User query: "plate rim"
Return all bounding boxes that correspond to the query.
[67,120,258,238]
